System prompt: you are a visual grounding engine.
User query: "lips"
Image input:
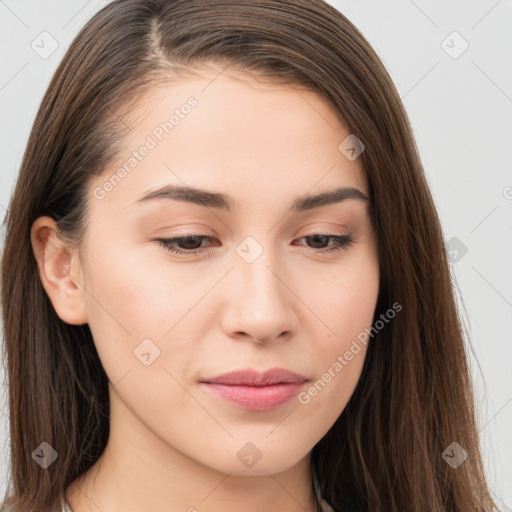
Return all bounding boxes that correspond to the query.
[199,368,309,411]
[200,368,308,386]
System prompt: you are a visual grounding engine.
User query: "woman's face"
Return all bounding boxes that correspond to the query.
[70,68,379,475]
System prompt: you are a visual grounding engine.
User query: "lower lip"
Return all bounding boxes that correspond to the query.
[200,382,306,411]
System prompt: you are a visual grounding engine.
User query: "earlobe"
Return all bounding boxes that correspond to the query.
[30,216,89,326]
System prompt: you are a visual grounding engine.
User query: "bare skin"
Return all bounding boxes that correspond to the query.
[31,65,379,512]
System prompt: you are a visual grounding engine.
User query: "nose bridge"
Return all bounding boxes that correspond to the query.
[241,253,286,306]
[222,239,296,341]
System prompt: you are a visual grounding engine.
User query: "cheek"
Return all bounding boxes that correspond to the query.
[82,240,211,383]
[299,254,379,414]
[83,234,181,332]
[311,253,379,349]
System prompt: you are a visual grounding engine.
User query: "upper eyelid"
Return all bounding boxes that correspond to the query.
[156,223,352,237]
[157,231,349,242]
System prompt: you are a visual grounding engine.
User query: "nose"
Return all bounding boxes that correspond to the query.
[220,250,298,344]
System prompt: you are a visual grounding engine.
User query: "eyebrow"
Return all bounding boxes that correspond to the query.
[134,184,369,212]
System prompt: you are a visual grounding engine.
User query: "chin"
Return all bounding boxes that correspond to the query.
[201,440,309,477]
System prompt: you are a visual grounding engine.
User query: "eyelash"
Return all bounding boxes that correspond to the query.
[153,234,355,256]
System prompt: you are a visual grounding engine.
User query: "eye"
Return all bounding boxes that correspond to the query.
[153,233,354,256]
[293,234,355,253]
[154,235,219,255]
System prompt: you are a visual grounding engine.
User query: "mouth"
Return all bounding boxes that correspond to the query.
[199,368,309,411]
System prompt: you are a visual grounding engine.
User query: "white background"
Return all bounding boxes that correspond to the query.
[0,0,511,509]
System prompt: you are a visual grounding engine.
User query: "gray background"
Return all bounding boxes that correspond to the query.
[0,0,511,508]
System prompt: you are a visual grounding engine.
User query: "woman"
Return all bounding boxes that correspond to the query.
[0,1,500,511]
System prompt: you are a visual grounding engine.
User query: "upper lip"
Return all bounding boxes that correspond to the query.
[200,368,308,386]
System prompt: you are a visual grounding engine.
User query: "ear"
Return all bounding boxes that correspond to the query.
[30,216,89,325]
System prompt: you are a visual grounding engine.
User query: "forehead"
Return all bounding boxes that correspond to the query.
[88,67,369,211]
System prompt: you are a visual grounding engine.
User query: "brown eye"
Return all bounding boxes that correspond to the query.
[294,234,354,253]
[154,235,218,255]
[154,233,354,257]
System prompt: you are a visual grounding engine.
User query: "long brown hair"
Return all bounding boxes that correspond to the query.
[1,1,498,511]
